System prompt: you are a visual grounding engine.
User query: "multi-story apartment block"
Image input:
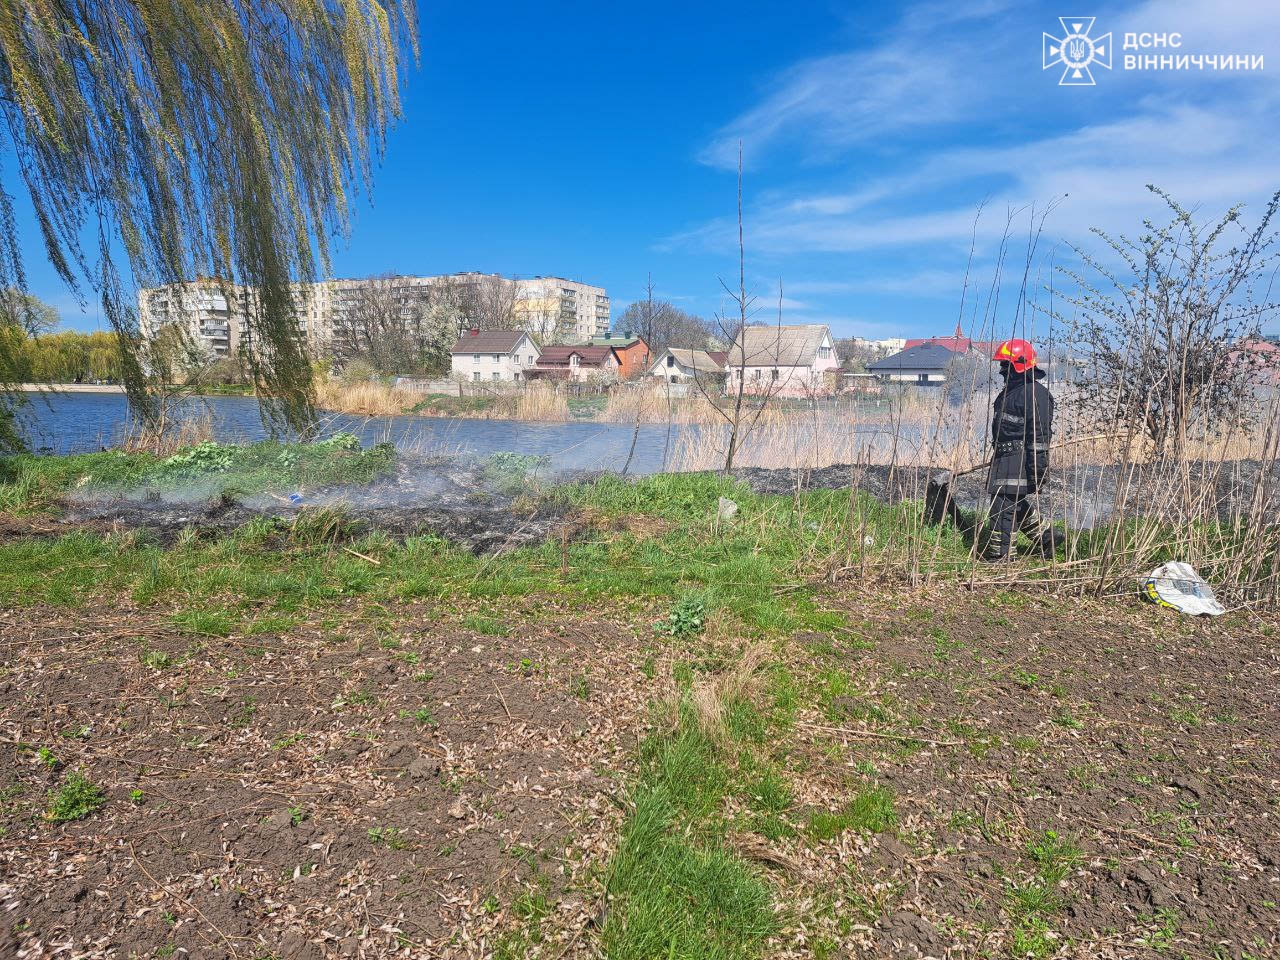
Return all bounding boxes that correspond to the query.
[138,273,610,359]
[514,277,611,341]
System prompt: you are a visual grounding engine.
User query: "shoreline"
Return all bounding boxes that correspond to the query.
[19,382,125,393]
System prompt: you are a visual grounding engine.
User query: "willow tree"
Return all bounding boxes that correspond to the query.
[0,0,418,444]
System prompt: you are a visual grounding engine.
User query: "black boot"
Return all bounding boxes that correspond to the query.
[1035,526,1066,557]
[979,527,1014,562]
[1017,505,1062,557]
[981,492,1020,562]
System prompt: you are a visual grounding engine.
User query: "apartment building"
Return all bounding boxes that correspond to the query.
[515,277,611,341]
[138,279,326,358]
[138,273,610,358]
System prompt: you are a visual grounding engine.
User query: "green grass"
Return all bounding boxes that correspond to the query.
[47,771,106,822]
[805,786,897,841]
[408,393,498,416]
[0,473,903,641]
[1005,830,1083,956]
[602,710,777,960]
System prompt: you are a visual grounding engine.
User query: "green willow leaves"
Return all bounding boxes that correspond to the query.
[0,0,418,444]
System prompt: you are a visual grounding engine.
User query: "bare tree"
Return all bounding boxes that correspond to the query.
[135,322,219,452]
[328,276,454,374]
[617,277,714,351]
[689,144,788,473]
[1054,186,1280,449]
[457,275,521,333]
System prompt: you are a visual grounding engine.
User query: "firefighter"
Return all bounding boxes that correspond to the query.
[979,339,1063,561]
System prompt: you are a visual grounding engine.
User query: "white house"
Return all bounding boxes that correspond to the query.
[449,329,541,382]
[647,348,729,382]
[725,324,841,397]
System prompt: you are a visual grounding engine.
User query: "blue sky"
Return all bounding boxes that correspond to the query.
[14,0,1280,340]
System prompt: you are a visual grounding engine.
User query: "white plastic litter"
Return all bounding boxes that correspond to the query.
[716,497,739,522]
[1140,562,1226,617]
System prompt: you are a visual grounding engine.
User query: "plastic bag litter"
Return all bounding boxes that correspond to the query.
[716,497,739,522]
[1139,561,1225,617]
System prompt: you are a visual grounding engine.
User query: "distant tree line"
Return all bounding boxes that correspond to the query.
[614,276,717,353]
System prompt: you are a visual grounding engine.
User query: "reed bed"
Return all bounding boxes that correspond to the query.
[315,379,420,417]
[316,379,572,421]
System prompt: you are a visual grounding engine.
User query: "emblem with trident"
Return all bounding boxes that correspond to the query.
[1043,17,1112,86]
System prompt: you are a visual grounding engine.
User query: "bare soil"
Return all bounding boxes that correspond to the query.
[764,587,1280,959]
[0,598,655,958]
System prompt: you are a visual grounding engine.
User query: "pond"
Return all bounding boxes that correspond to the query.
[14,389,707,475]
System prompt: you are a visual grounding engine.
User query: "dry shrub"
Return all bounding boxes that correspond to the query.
[689,644,768,748]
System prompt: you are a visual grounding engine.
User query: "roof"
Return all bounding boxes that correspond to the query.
[449,330,531,354]
[536,345,618,368]
[654,348,727,375]
[904,321,995,356]
[727,325,831,367]
[903,336,997,355]
[590,332,648,349]
[868,342,963,373]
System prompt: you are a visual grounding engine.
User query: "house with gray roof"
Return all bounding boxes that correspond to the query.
[725,324,840,396]
[449,329,540,382]
[647,347,730,382]
[867,342,961,384]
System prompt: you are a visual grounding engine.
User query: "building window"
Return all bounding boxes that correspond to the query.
[818,346,831,359]
[666,355,675,367]
[493,354,501,362]
[472,354,480,364]
[771,368,779,381]
[492,371,501,381]
[473,372,481,381]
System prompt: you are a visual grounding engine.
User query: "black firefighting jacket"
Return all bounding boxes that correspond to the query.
[987,367,1053,494]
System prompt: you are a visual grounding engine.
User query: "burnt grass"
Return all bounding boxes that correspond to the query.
[50,454,577,553]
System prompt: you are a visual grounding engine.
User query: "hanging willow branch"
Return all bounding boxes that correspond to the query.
[0,0,418,441]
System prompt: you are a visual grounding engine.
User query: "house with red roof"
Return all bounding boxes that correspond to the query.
[528,344,622,381]
[903,321,997,356]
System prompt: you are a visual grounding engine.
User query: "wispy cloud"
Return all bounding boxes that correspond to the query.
[697,2,1025,169]
[669,0,1280,336]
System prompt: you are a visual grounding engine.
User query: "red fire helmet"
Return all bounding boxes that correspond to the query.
[993,338,1037,373]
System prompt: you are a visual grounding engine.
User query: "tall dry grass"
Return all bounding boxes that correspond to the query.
[658,377,1278,606]
[118,408,215,455]
[498,382,569,421]
[317,377,572,421]
[315,379,419,416]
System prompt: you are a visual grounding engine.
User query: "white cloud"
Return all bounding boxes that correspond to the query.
[673,0,1280,333]
[698,2,1024,169]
